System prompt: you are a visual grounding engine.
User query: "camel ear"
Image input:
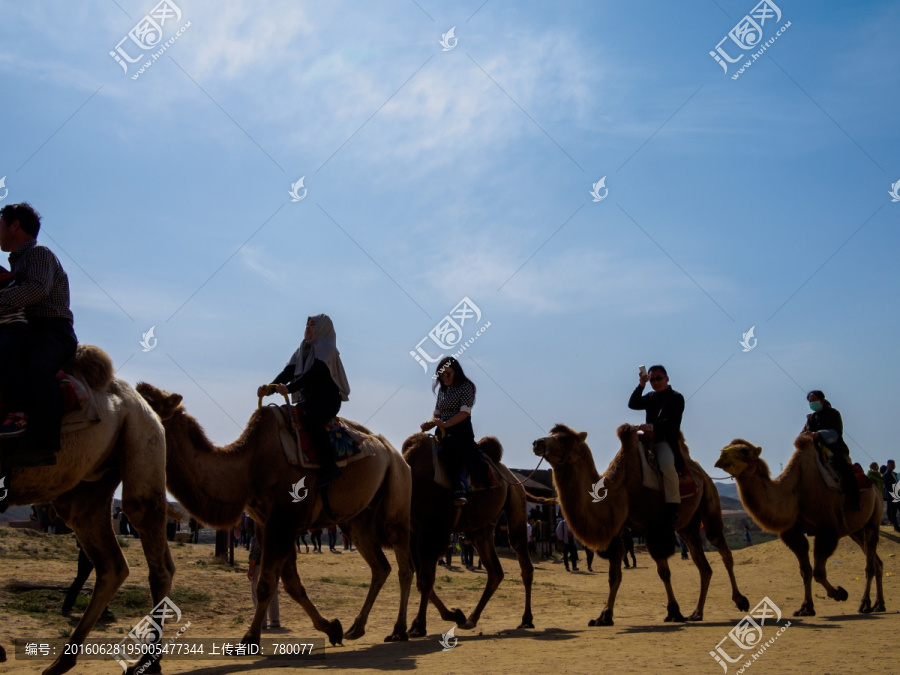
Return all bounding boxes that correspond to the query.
[577,431,588,443]
[166,393,183,408]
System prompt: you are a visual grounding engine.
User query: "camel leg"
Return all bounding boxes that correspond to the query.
[851,525,884,613]
[462,526,504,630]
[655,555,685,622]
[118,478,176,675]
[340,516,404,642]
[780,526,815,616]
[409,545,440,638]
[428,589,468,626]
[812,532,848,603]
[702,510,749,612]
[45,471,130,675]
[339,520,390,641]
[589,536,623,627]
[678,525,712,622]
[505,485,535,629]
[278,550,345,646]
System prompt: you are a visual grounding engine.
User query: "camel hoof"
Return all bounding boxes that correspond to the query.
[125,659,161,675]
[344,623,365,641]
[462,619,478,630]
[384,631,408,642]
[517,620,535,629]
[873,601,886,612]
[327,619,344,646]
[589,610,614,626]
[0,644,6,663]
[735,595,750,612]
[451,608,467,627]
[408,626,426,638]
[858,599,873,614]
[835,586,848,602]
[686,611,703,622]
[43,654,77,675]
[793,603,815,617]
[240,631,260,646]
[664,612,686,623]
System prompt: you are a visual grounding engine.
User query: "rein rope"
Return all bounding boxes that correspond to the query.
[499,455,546,486]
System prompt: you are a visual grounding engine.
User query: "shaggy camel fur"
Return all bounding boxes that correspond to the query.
[402,433,540,637]
[136,383,413,645]
[715,434,884,616]
[0,346,173,675]
[533,423,749,626]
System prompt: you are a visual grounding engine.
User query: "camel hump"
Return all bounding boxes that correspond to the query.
[477,436,503,463]
[70,344,114,391]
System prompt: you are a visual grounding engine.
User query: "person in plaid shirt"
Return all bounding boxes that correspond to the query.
[0,202,77,466]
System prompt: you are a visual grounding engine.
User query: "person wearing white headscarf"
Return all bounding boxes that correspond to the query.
[258,314,350,484]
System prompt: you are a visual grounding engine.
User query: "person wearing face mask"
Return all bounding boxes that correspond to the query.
[803,390,860,512]
[258,314,350,485]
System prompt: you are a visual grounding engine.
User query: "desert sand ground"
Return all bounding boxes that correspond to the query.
[1,525,897,674]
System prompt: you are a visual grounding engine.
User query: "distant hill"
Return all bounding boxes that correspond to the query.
[1,499,188,526]
[713,481,738,497]
[0,505,34,524]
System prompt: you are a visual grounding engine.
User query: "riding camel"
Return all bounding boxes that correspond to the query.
[532,423,749,625]
[0,346,173,675]
[136,382,413,645]
[715,434,884,616]
[401,433,544,637]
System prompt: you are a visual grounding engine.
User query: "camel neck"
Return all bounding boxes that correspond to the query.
[735,461,800,534]
[163,412,254,528]
[553,444,628,551]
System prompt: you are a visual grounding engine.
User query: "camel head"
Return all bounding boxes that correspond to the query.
[136,382,184,421]
[532,424,589,467]
[715,439,763,477]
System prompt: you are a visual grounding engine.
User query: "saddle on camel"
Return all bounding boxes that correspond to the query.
[0,202,80,475]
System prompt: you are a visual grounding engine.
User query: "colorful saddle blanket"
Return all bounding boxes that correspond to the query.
[272,405,373,469]
[637,439,700,498]
[430,435,498,492]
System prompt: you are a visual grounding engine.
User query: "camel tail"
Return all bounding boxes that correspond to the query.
[72,344,114,390]
[477,436,503,463]
[523,490,557,505]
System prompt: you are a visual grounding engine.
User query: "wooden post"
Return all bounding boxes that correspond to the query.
[215,529,228,559]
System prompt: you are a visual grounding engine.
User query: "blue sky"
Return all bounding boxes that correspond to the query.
[1,0,898,483]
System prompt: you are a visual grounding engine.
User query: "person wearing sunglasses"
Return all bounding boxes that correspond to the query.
[628,365,685,526]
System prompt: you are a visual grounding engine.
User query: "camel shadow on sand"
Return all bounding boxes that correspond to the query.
[162,628,579,673]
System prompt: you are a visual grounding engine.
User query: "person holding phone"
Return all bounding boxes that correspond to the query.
[628,364,685,526]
